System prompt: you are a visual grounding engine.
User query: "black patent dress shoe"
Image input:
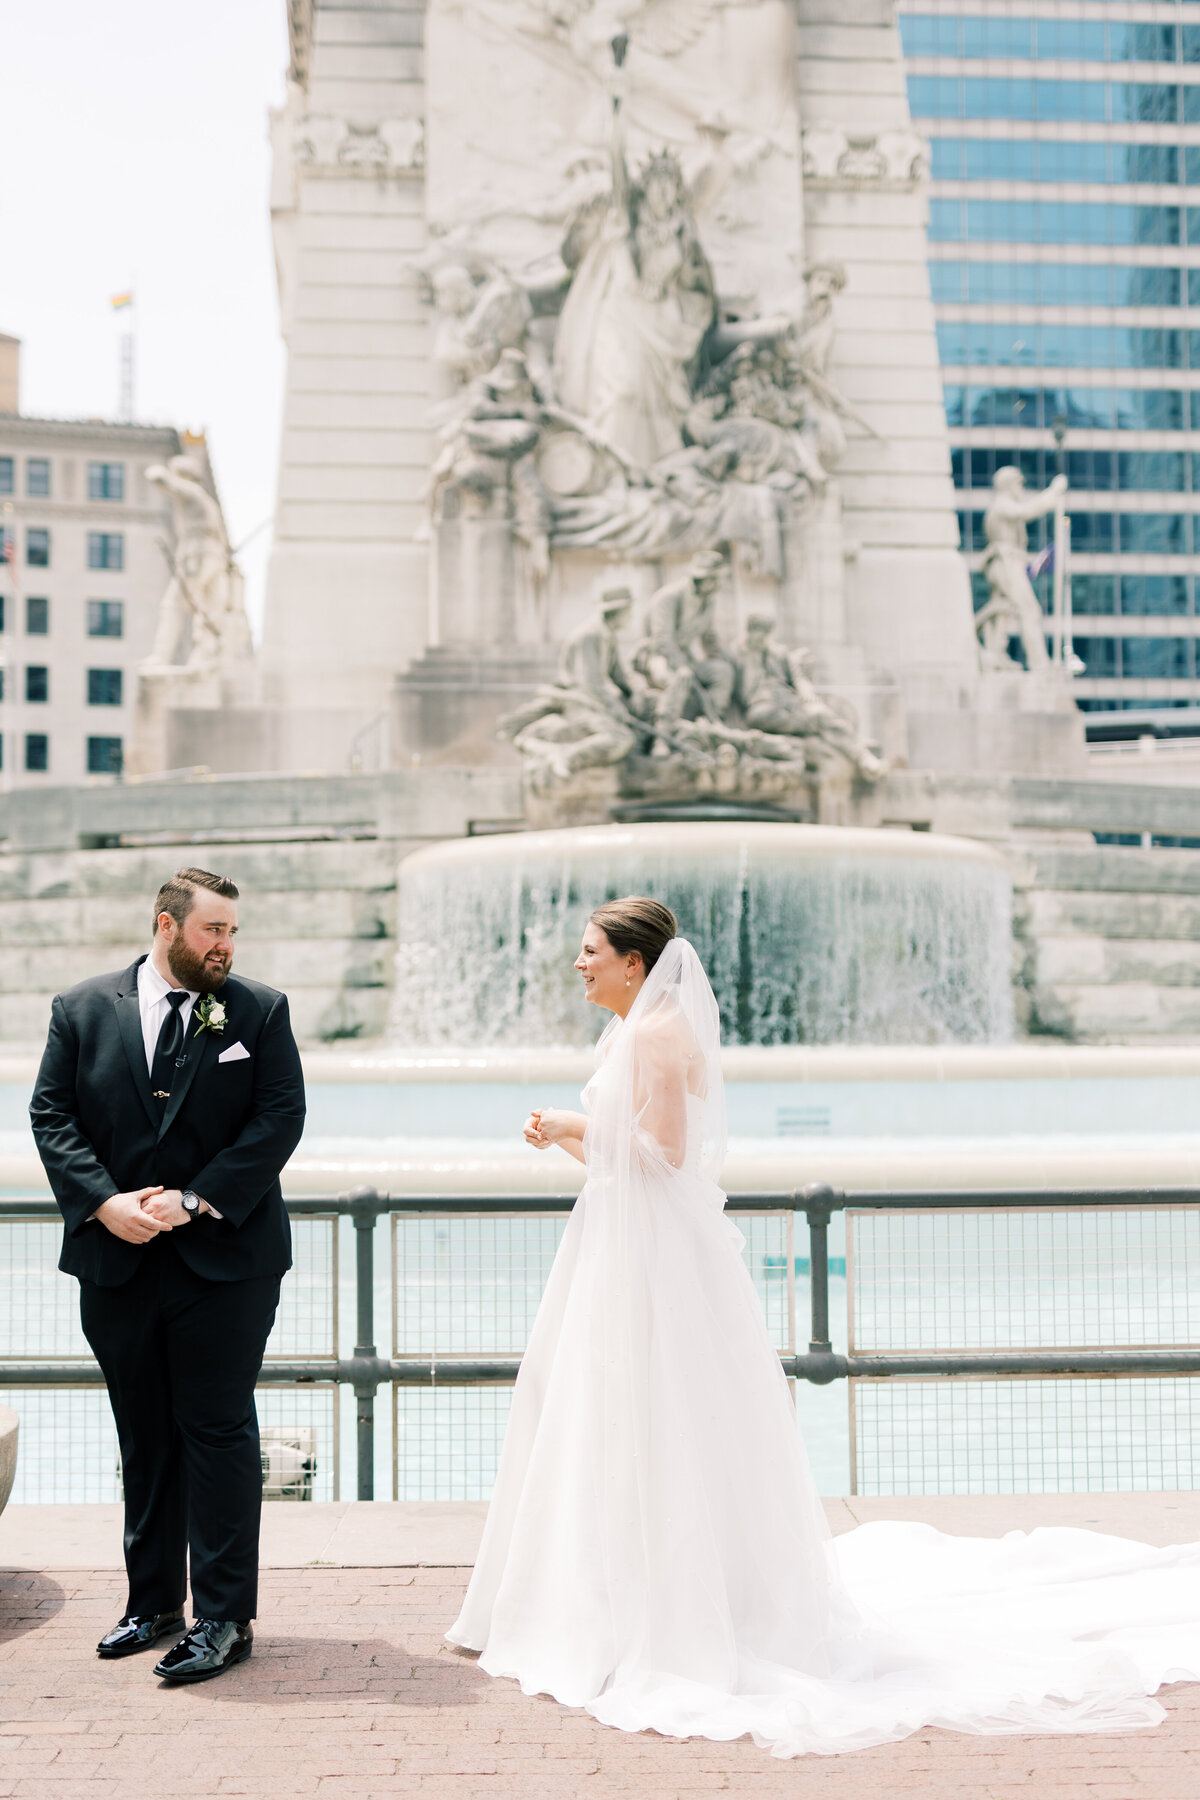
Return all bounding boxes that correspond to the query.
[154,1618,253,1684]
[97,1612,185,1659]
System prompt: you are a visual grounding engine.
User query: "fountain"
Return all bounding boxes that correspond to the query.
[391,822,1015,1049]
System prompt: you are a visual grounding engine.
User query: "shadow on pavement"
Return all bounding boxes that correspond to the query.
[199,1637,487,1706]
[0,1570,67,1644]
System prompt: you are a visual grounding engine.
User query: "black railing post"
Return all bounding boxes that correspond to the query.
[798,1182,844,1384]
[347,1185,382,1500]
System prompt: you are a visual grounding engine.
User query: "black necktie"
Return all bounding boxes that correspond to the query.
[150,991,188,1102]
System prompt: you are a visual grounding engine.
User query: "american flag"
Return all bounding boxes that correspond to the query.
[1027,542,1054,580]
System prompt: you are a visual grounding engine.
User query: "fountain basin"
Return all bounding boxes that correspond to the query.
[392,821,1015,1048]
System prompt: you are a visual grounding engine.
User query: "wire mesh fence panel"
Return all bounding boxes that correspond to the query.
[256,1384,338,1502]
[393,1385,513,1500]
[852,1376,1200,1496]
[0,1220,89,1359]
[392,1215,568,1358]
[849,1207,1200,1353]
[0,1388,120,1503]
[738,1213,795,1353]
[392,1211,795,1361]
[264,1216,337,1361]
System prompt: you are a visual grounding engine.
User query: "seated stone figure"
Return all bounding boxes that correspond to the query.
[500,588,651,789]
[734,614,885,782]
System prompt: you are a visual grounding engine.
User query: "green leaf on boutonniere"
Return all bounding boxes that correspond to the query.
[193,994,227,1038]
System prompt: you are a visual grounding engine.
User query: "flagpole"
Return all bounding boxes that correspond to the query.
[1051,411,1068,668]
[111,291,135,422]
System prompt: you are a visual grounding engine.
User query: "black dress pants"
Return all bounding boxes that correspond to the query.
[79,1236,281,1621]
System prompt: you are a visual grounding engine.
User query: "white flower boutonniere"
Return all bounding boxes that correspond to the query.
[194,994,227,1038]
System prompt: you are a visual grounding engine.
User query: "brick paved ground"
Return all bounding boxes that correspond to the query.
[1,1566,1198,1800]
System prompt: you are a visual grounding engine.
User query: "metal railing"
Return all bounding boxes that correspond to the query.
[3,1182,1200,1500]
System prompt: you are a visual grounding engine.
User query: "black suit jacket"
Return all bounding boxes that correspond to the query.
[30,955,306,1287]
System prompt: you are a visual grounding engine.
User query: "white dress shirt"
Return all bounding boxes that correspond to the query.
[138,954,198,1073]
[134,954,219,1217]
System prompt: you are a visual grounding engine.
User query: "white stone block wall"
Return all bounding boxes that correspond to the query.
[260,1,431,768]
[795,0,979,715]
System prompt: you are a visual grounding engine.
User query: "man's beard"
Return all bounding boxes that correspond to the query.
[166,937,230,996]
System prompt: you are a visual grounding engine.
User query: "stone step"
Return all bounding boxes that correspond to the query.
[0,938,392,998]
[1029,935,1200,989]
[1027,980,1200,1041]
[0,838,400,903]
[0,887,395,948]
[1020,844,1200,896]
[1021,887,1200,940]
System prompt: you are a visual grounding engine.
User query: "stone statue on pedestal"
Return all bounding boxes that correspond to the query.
[143,455,252,673]
[129,448,256,779]
[975,466,1067,674]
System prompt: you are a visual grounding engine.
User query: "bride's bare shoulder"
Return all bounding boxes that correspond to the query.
[634,1001,701,1066]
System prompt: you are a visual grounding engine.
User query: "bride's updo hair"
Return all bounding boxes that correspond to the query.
[589,896,678,974]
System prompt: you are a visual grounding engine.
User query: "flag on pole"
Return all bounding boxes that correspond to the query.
[1027,542,1054,580]
[110,292,134,311]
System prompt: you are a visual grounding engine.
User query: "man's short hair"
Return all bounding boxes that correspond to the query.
[152,867,239,935]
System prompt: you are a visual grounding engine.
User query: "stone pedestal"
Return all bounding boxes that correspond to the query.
[909,668,1088,778]
[393,644,557,763]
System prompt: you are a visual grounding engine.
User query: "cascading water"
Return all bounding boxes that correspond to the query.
[390,822,1016,1048]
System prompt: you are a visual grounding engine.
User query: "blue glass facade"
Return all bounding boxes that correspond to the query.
[902,0,1200,709]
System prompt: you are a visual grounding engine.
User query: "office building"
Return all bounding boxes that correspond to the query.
[0,336,194,786]
[900,0,1200,711]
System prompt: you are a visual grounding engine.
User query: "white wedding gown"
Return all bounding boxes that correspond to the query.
[447,941,1200,1756]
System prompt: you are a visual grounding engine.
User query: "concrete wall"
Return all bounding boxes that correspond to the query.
[3,763,1200,1047]
[0,768,520,1045]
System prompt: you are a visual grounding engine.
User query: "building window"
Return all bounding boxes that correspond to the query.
[25,596,49,635]
[0,595,5,633]
[26,529,50,567]
[25,458,50,498]
[0,669,5,701]
[25,666,48,704]
[87,599,124,638]
[87,461,125,502]
[87,668,123,706]
[24,733,48,773]
[86,532,123,571]
[0,457,12,495]
[87,736,123,776]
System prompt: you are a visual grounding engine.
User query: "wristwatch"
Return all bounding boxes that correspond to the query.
[181,1191,203,1222]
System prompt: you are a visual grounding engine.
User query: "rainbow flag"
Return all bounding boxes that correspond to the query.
[110,292,133,311]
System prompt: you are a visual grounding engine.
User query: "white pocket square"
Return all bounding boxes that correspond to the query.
[218,1041,250,1064]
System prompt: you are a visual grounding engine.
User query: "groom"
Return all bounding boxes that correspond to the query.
[30,867,305,1683]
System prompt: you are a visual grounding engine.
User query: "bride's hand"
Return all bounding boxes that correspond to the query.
[523,1110,550,1149]
[525,1107,576,1148]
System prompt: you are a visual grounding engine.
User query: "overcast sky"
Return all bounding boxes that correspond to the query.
[0,1,289,632]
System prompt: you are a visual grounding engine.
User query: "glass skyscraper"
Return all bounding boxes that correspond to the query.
[899,1,1200,712]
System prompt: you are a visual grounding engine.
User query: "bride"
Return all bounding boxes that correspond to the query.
[447,897,1200,1756]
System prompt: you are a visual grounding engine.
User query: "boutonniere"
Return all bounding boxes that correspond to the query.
[193,994,227,1038]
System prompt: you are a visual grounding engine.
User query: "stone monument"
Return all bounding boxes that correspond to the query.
[258,1,1084,790]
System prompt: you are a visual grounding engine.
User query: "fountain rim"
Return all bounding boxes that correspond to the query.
[398,819,1010,875]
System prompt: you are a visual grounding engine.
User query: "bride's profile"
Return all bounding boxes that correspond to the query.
[447,897,1200,1756]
